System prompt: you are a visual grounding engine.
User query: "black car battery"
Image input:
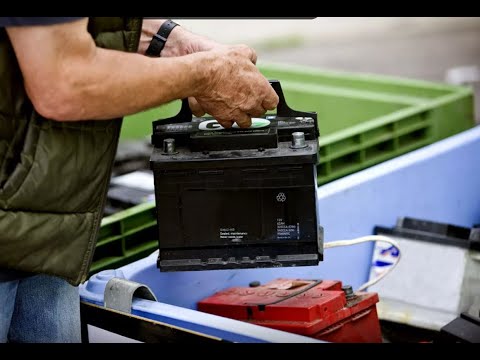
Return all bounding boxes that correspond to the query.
[150,81,323,271]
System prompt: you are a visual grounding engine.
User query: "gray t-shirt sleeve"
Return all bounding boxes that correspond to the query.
[0,17,85,27]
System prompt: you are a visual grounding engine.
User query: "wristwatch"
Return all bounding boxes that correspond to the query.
[145,19,179,57]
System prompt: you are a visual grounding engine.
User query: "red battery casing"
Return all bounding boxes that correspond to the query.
[198,278,382,343]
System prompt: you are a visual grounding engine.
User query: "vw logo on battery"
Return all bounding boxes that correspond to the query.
[199,118,271,131]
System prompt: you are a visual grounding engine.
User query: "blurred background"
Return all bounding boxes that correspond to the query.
[87,18,480,343]
[178,17,480,123]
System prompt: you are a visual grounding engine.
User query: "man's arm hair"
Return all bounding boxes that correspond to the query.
[6,18,206,121]
[6,18,278,128]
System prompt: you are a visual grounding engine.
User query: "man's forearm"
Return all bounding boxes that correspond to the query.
[42,49,207,121]
[7,19,207,121]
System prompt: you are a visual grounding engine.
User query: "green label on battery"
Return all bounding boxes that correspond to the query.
[199,118,270,131]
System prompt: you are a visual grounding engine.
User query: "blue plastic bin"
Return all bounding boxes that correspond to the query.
[80,125,480,341]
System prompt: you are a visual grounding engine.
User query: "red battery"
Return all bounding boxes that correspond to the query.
[197,278,382,343]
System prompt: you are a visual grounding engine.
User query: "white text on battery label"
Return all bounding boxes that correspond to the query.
[276,219,300,240]
[220,228,248,242]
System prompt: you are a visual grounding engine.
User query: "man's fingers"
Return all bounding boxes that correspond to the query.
[249,47,257,64]
[215,109,252,129]
[248,104,267,118]
[234,112,252,128]
[216,118,234,129]
[236,44,257,64]
[262,89,279,111]
[189,97,206,117]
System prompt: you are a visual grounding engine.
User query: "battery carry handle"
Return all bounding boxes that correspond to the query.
[152,80,319,137]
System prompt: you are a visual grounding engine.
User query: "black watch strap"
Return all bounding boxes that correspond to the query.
[145,20,179,57]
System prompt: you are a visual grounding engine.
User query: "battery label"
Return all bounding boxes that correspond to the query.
[368,241,400,283]
[219,228,249,242]
[194,128,269,136]
[174,188,316,248]
[277,218,300,240]
[156,123,194,132]
[198,118,270,131]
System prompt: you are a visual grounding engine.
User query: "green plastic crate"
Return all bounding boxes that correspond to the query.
[259,63,474,183]
[90,202,158,276]
[120,62,474,185]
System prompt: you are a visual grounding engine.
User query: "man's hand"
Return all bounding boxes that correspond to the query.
[140,20,273,127]
[193,44,279,128]
[141,19,230,121]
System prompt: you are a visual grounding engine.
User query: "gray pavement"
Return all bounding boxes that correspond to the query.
[258,20,480,83]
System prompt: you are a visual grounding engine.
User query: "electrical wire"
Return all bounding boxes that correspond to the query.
[324,235,401,292]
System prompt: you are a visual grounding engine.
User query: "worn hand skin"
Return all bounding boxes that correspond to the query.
[6,18,278,128]
[192,44,277,128]
[140,19,274,127]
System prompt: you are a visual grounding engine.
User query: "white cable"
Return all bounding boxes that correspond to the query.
[324,235,401,292]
